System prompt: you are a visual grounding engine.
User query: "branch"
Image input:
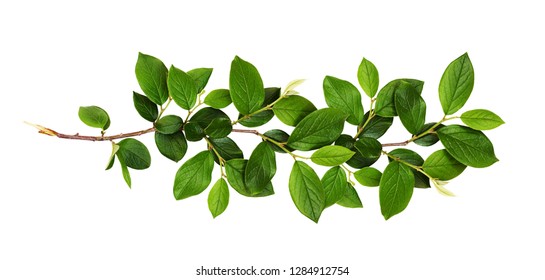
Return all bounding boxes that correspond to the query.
[26,122,155,141]
[381,141,409,147]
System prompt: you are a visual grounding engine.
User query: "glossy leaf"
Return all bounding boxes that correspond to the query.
[207,178,229,218]
[187,68,213,93]
[263,129,293,153]
[336,184,363,208]
[204,89,232,109]
[173,151,214,200]
[135,52,169,105]
[155,115,183,134]
[413,123,445,147]
[437,125,498,168]
[379,161,415,220]
[323,75,364,125]
[208,137,243,164]
[388,148,429,189]
[225,159,273,197]
[395,83,426,134]
[287,108,348,151]
[311,146,355,166]
[353,137,382,166]
[189,107,230,128]
[133,92,158,122]
[439,53,474,115]
[273,95,317,126]
[229,56,264,115]
[375,79,424,117]
[335,134,368,169]
[354,167,382,187]
[357,57,379,98]
[238,111,274,127]
[289,161,325,223]
[78,106,110,130]
[360,112,393,139]
[154,131,187,162]
[423,149,466,180]
[245,142,276,195]
[183,122,205,142]
[116,138,151,170]
[168,65,197,110]
[321,167,347,208]
[460,109,505,130]
[204,118,232,138]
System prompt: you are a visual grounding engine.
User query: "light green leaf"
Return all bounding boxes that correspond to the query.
[208,178,229,218]
[289,161,325,223]
[423,149,466,180]
[284,79,305,94]
[204,118,232,139]
[357,57,379,98]
[106,142,119,170]
[208,137,243,164]
[155,115,183,134]
[311,146,355,166]
[354,167,382,187]
[78,106,110,130]
[118,156,131,188]
[323,75,364,125]
[379,161,415,220]
[168,65,198,110]
[395,83,426,134]
[187,68,213,93]
[273,95,317,126]
[135,52,169,105]
[336,183,363,208]
[439,53,474,115]
[116,138,151,170]
[133,92,158,122]
[387,148,429,189]
[460,109,505,130]
[245,142,276,195]
[224,159,274,197]
[154,131,187,162]
[204,89,232,109]
[229,56,264,115]
[173,151,214,200]
[360,112,393,139]
[437,125,498,168]
[287,108,348,151]
[321,167,347,208]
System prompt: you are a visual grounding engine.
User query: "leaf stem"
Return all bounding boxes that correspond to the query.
[232,91,289,125]
[354,99,376,139]
[341,164,356,186]
[204,137,226,166]
[184,90,206,123]
[157,97,173,120]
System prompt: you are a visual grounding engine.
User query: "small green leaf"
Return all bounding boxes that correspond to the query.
[225,159,273,197]
[168,65,198,110]
[387,148,429,189]
[229,56,264,115]
[379,161,415,220]
[353,137,382,167]
[273,95,317,126]
[204,118,232,139]
[208,178,229,218]
[116,138,151,170]
[395,83,426,134]
[135,52,169,105]
[118,156,131,188]
[78,106,110,130]
[423,149,466,180]
[263,87,281,105]
[311,146,355,166]
[287,108,348,151]
[238,111,274,127]
[323,75,364,125]
[289,161,325,223]
[336,183,363,208]
[187,68,213,93]
[439,53,474,115]
[155,115,183,134]
[360,112,393,139]
[133,92,158,122]
[375,79,424,117]
[106,142,119,170]
[204,89,232,109]
[189,107,230,129]
[321,167,347,208]
[183,122,205,142]
[263,129,293,153]
[437,125,498,168]
[354,167,382,187]
[208,137,243,164]
[413,123,445,147]
[154,131,188,162]
[245,142,276,195]
[173,151,214,200]
[357,57,379,98]
[460,109,505,130]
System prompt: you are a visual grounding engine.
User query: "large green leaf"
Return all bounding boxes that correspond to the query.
[207,178,229,218]
[224,159,274,197]
[135,52,169,105]
[154,131,187,162]
[321,167,347,208]
[208,137,243,164]
[460,109,505,130]
[133,92,158,122]
[423,149,466,180]
[336,183,363,208]
[78,106,110,130]
[204,89,232,109]
[395,83,426,134]
[187,68,213,93]
[155,115,183,134]
[189,107,230,129]
[354,167,382,187]
[173,151,214,200]
[168,65,198,110]
[323,75,364,125]
[360,112,393,139]
[379,161,415,220]
[183,122,205,142]
[273,95,317,126]
[439,53,474,115]
[375,79,424,117]
[353,137,382,167]
[245,142,276,195]
[229,56,264,115]
[204,118,232,139]
[287,108,348,151]
[437,125,498,168]
[387,148,429,189]
[289,161,325,223]
[116,138,151,170]
[357,57,379,98]
[311,146,355,166]
[237,87,280,127]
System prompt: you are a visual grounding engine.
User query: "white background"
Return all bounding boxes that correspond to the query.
[1,1,543,279]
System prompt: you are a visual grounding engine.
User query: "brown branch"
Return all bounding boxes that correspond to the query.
[27,122,155,141]
[381,140,409,147]
[231,128,260,135]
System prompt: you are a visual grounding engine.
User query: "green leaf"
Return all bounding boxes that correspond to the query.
[354,167,382,187]
[439,53,474,115]
[289,161,325,223]
[375,79,424,117]
[237,87,280,127]
[116,138,151,170]
[224,159,274,197]
[204,89,232,109]
[189,107,230,129]
[321,167,347,208]
[106,142,119,170]
[357,57,379,98]
[323,75,364,125]
[360,112,393,139]
[183,122,205,142]
[154,131,188,162]
[311,146,355,166]
[413,123,445,147]
[168,65,198,110]
[118,156,131,188]
[423,149,466,180]
[273,95,317,126]
[287,108,348,151]
[173,151,214,200]
[229,56,264,115]
[204,118,232,139]
[263,87,281,105]
[387,148,429,189]
[437,125,498,168]
[336,183,363,208]
[207,178,229,218]
[263,129,293,153]
[460,109,505,130]
[155,115,183,134]
[78,106,110,130]
[135,52,169,105]
[133,92,158,122]
[208,137,243,164]
[395,83,426,134]
[353,137,382,167]
[379,161,415,220]
[245,142,276,195]
[187,68,213,93]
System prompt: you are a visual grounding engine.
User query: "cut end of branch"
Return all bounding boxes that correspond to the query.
[24,121,58,136]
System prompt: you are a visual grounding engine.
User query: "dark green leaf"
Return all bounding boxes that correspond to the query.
[118,156,131,188]
[173,151,214,200]
[245,142,276,195]
[207,178,229,218]
[116,138,151,170]
[387,148,429,189]
[334,134,368,169]
[273,95,317,126]
[437,125,498,168]
[357,57,379,98]
[439,53,474,115]
[321,167,347,208]
[336,183,363,208]
[354,167,382,187]
[395,83,426,134]
[78,106,110,130]
[208,137,243,164]
[353,137,382,167]
[187,68,213,93]
[133,92,158,122]
[183,122,205,142]
[379,161,415,220]
[263,129,293,153]
[155,115,183,134]
[360,112,393,139]
[189,107,230,129]
[168,65,198,110]
[287,108,348,151]
[289,161,325,223]
[263,87,281,105]
[238,111,274,127]
[323,76,364,125]
[423,149,466,180]
[204,118,232,138]
[229,56,264,115]
[204,89,232,109]
[225,159,274,197]
[461,109,505,130]
[154,131,188,162]
[135,52,169,105]
[413,123,445,147]
[375,79,424,117]
[311,146,355,166]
